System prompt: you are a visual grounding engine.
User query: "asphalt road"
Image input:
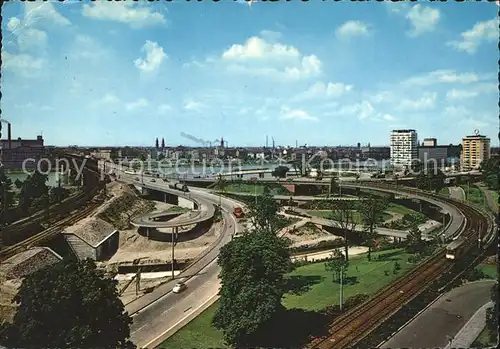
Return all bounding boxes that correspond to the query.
[380,280,495,348]
[107,164,241,348]
[127,190,239,348]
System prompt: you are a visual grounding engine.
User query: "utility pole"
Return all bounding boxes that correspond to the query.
[135,267,141,295]
[340,263,344,312]
[171,226,178,279]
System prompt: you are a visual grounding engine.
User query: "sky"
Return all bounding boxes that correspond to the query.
[1,0,498,147]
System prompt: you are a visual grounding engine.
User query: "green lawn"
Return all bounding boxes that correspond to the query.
[158,302,225,349]
[491,191,499,204]
[159,249,414,348]
[477,264,498,279]
[305,204,418,224]
[166,206,189,213]
[282,249,414,310]
[438,187,449,195]
[306,210,393,224]
[471,325,497,348]
[386,203,420,216]
[460,184,487,209]
[225,183,265,194]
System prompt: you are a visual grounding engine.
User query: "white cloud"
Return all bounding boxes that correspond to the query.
[24,1,71,26]
[184,99,206,112]
[221,36,321,80]
[446,89,479,100]
[222,36,299,61]
[101,93,120,104]
[369,91,395,104]
[403,70,479,86]
[446,19,497,54]
[158,104,172,114]
[406,4,440,36]
[7,17,21,31]
[381,114,395,121]
[338,101,376,120]
[82,1,165,28]
[134,41,167,73]
[296,81,353,101]
[2,51,44,78]
[69,35,109,61]
[259,30,283,42]
[126,98,149,111]
[6,17,47,52]
[280,107,318,121]
[397,92,437,111]
[444,105,469,117]
[336,21,370,38]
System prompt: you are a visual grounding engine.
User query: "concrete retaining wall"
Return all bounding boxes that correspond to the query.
[178,196,195,210]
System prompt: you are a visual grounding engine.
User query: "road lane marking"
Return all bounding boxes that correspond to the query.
[142,292,220,349]
[131,323,147,335]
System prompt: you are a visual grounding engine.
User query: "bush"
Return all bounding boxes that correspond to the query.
[344,294,370,309]
[291,239,344,254]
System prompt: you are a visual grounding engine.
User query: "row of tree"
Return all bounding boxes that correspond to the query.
[0,168,73,224]
[0,259,135,348]
[211,189,429,347]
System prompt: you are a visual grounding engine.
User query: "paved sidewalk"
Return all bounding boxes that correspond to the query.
[444,301,494,349]
[448,186,466,201]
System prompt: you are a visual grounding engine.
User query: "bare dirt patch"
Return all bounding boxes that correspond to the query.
[281,221,342,248]
[107,221,224,264]
[0,279,21,323]
[95,182,156,230]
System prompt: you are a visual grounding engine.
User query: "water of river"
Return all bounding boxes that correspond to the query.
[6,171,61,187]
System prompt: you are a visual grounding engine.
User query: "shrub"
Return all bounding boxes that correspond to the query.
[344,294,370,309]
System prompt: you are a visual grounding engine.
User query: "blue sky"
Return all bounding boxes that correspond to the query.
[1,0,498,147]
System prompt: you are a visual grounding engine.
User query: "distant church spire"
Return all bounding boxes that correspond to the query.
[161,138,165,149]
[155,137,159,149]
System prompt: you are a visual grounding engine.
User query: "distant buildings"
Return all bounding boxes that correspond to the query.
[390,129,418,167]
[461,133,490,171]
[0,123,45,169]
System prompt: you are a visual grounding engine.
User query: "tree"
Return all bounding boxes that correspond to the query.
[14,178,23,189]
[324,249,348,283]
[330,200,358,261]
[329,176,339,197]
[213,226,292,346]
[18,171,49,214]
[271,165,289,179]
[480,158,499,191]
[0,167,14,222]
[358,195,389,261]
[1,259,135,349]
[214,174,227,208]
[486,282,498,343]
[247,191,281,234]
[405,224,425,255]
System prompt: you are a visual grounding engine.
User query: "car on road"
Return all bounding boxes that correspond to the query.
[151,179,156,182]
[172,282,187,294]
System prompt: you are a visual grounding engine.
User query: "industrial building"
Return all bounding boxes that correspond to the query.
[0,121,45,169]
[63,217,119,261]
[390,129,418,168]
[417,138,461,169]
[461,132,490,171]
[0,247,62,280]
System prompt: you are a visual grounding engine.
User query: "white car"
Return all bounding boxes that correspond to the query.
[172,282,187,294]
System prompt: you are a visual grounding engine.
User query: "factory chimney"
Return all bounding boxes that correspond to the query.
[8,123,11,149]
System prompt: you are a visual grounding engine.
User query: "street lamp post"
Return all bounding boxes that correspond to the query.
[340,263,344,312]
[171,226,178,280]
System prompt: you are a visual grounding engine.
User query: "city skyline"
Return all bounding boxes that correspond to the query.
[2,1,498,147]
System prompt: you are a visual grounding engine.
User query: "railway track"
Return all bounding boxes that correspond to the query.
[308,187,491,349]
[0,201,101,262]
